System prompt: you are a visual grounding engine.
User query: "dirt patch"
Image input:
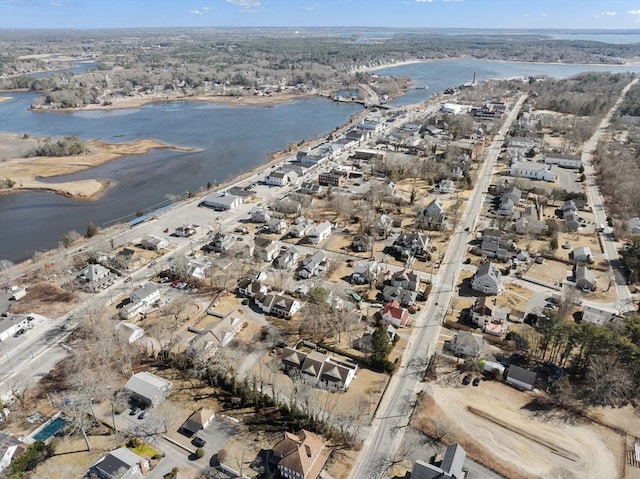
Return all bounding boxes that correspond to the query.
[415,364,620,479]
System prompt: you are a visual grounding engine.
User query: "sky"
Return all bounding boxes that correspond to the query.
[1,0,640,30]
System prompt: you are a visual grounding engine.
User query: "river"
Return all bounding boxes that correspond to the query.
[2,58,640,262]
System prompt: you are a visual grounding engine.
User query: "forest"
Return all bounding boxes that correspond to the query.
[2,28,640,109]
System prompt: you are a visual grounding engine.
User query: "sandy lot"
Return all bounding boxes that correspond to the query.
[0,133,197,199]
[418,366,620,479]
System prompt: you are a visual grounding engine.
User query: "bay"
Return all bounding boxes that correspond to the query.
[2,57,640,262]
[375,58,640,106]
[0,94,361,262]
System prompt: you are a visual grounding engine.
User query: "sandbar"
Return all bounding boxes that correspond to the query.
[0,133,198,200]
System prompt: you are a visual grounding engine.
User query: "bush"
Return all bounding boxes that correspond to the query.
[195,448,205,459]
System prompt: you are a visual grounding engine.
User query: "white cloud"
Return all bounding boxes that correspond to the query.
[303,3,318,11]
[540,12,548,16]
[628,9,640,15]
[415,0,434,3]
[601,11,616,16]
[227,0,261,12]
[443,0,464,2]
[189,5,211,15]
[524,13,530,17]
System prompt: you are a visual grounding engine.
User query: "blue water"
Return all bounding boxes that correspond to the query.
[0,93,361,262]
[32,417,66,442]
[375,58,640,106]
[2,57,640,262]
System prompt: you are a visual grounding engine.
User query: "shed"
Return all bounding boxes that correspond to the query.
[506,365,536,391]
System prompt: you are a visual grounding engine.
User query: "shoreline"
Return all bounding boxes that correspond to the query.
[0,134,200,201]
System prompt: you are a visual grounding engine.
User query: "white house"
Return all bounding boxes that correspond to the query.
[121,283,160,319]
[290,217,313,238]
[437,179,455,194]
[250,206,271,223]
[267,218,288,234]
[471,262,503,295]
[124,371,172,407]
[254,237,279,262]
[628,217,640,235]
[141,234,168,250]
[351,261,382,285]
[282,347,358,389]
[299,250,327,279]
[202,192,243,210]
[544,154,582,169]
[509,161,557,182]
[187,316,244,358]
[571,246,593,263]
[265,170,289,186]
[582,305,616,326]
[77,263,114,292]
[381,300,410,328]
[309,221,332,244]
[255,293,301,318]
[441,103,468,115]
[450,331,483,357]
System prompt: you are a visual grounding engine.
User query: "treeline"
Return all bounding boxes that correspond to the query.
[25,136,87,157]
[2,29,639,108]
[520,313,640,408]
[530,72,635,117]
[619,82,640,116]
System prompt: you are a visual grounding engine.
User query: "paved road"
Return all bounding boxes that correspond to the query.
[348,95,528,479]
[581,78,637,313]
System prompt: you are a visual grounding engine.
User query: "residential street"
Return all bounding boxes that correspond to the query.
[581,77,638,313]
[348,94,528,479]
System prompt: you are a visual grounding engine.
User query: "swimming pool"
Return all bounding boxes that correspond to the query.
[32,417,66,442]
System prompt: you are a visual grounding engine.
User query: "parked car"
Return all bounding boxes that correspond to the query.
[472,377,481,387]
[462,374,472,386]
[138,409,149,420]
[192,436,206,448]
[129,407,140,416]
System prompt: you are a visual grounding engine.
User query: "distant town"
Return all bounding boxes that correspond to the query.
[1,28,640,479]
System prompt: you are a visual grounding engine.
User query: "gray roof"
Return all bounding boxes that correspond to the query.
[95,448,144,479]
[124,372,171,403]
[441,444,466,479]
[507,365,536,387]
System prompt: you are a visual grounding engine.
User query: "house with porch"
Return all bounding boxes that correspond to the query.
[281,347,358,390]
[471,262,502,295]
[77,263,114,292]
[309,221,332,244]
[121,283,160,319]
[255,293,301,318]
[351,261,382,285]
[381,300,410,328]
[250,206,271,223]
[470,297,509,336]
[392,231,430,259]
[450,331,483,358]
[299,250,327,279]
[254,237,279,262]
[416,199,448,231]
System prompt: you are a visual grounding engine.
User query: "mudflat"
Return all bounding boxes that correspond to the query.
[0,132,198,200]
